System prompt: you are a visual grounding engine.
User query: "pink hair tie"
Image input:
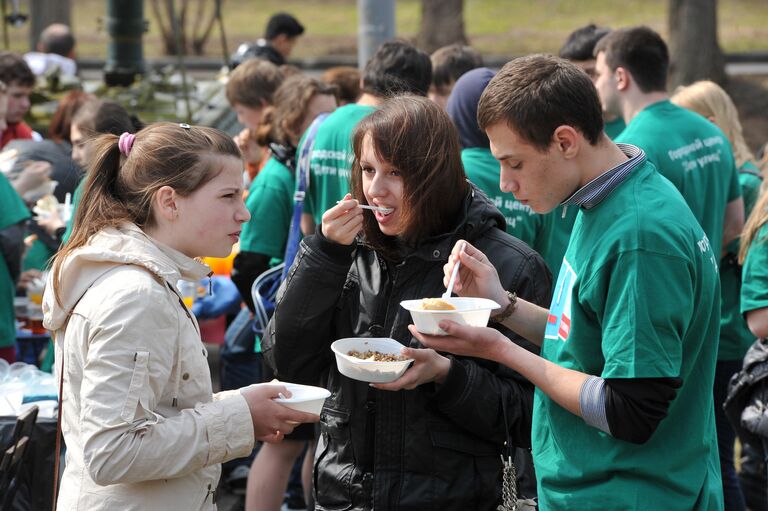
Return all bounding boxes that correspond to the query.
[118,132,136,156]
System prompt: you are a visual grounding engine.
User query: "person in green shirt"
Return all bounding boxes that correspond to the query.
[594,26,743,260]
[0,172,30,362]
[60,100,136,244]
[673,79,765,511]
[230,74,337,511]
[412,54,723,510]
[740,191,768,342]
[446,67,546,253]
[300,39,432,233]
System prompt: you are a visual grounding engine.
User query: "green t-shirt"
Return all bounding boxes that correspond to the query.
[22,239,54,271]
[0,173,31,348]
[531,119,625,277]
[240,156,296,260]
[719,162,762,360]
[461,147,544,248]
[302,103,375,225]
[535,160,722,510]
[535,205,580,278]
[741,222,768,318]
[615,100,740,257]
[61,178,85,245]
[604,116,626,140]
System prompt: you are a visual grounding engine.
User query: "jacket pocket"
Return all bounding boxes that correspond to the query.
[120,351,150,423]
[315,407,355,511]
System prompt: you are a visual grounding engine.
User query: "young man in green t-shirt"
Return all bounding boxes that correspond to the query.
[299,39,432,233]
[594,26,743,259]
[412,54,724,510]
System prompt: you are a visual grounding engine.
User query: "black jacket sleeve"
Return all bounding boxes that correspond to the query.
[263,230,355,382]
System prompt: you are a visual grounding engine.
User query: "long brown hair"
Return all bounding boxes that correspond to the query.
[255,74,336,147]
[350,95,467,257]
[51,122,241,302]
[48,90,97,144]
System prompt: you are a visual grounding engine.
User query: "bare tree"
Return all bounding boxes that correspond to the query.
[417,0,467,54]
[668,0,726,88]
[149,0,220,56]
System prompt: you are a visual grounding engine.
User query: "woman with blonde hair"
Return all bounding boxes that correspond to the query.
[673,79,762,511]
[43,122,318,510]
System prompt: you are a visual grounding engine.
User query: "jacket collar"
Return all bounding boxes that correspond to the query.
[401,182,504,263]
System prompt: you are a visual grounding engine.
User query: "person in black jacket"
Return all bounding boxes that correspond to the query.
[265,95,551,510]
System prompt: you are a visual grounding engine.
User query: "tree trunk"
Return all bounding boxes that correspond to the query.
[668,0,726,88]
[417,0,467,54]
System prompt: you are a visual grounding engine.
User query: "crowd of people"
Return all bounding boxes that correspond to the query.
[3,11,768,511]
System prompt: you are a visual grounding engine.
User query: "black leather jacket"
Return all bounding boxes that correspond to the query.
[265,186,551,510]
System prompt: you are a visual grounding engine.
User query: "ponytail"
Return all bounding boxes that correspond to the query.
[254,105,278,147]
[51,133,133,305]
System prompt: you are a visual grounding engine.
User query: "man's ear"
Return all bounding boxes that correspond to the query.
[615,66,630,92]
[552,125,580,159]
[154,186,178,222]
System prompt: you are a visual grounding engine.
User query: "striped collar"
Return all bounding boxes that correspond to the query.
[561,143,645,210]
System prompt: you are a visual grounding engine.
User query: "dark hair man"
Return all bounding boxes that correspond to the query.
[412,54,724,510]
[299,39,431,233]
[231,12,305,67]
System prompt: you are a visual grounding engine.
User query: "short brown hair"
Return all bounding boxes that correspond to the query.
[53,123,241,303]
[350,96,467,256]
[0,52,35,87]
[593,26,669,93]
[430,44,483,94]
[478,54,603,151]
[226,58,284,108]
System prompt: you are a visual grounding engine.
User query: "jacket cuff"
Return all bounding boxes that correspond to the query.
[305,225,356,262]
[431,357,470,406]
[196,394,255,464]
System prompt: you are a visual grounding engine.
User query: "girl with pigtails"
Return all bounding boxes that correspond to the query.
[43,122,318,511]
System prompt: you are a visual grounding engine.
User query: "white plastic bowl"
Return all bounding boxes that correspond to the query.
[330,337,414,383]
[273,383,331,415]
[400,297,500,336]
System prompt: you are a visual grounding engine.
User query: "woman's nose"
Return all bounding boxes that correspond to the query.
[368,173,386,197]
[237,201,251,223]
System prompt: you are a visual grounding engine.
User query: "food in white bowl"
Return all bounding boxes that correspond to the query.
[400,297,500,335]
[331,338,413,383]
[273,382,331,415]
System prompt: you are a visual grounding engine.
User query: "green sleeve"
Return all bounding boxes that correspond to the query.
[239,176,294,259]
[742,229,768,314]
[583,250,692,378]
[0,172,29,229]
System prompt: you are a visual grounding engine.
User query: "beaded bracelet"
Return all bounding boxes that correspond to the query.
[490,291,517,323]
